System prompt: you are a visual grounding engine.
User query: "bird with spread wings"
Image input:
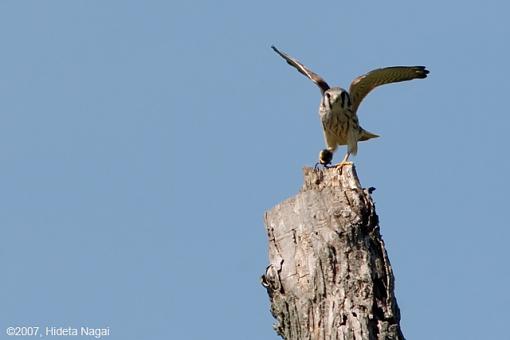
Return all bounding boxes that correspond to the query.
[272,45,429,167]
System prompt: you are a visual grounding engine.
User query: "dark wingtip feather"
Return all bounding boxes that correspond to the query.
[271,45,286,60]
[416,66,430,78]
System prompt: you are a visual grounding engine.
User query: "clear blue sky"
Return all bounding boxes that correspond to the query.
[1,1,509,339]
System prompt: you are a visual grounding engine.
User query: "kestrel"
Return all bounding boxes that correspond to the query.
[272,45,429,167]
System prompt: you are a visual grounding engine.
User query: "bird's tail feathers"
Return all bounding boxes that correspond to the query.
[359,130,379,141]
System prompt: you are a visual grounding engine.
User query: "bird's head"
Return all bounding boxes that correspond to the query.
[323,87,351,111]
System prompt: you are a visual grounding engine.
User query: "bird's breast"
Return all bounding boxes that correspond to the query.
[320,105,356,124]
[320,105,360,143]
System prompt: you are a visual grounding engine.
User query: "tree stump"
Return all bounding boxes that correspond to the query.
[261,165,404,340]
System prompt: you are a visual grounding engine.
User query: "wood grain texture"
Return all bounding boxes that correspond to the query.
[261,165,404,340]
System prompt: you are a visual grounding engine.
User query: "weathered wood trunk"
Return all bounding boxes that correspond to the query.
[261,165,404,340]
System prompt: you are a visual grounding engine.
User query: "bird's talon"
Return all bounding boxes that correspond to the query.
[335,161,353,168]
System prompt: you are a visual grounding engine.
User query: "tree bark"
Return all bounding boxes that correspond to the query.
[261,165,404,340]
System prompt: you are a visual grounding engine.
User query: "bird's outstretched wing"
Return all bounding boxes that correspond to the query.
[271,45,330,94]
[349,66,429,113]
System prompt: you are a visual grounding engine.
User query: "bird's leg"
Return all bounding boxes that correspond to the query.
[335,152,353,168]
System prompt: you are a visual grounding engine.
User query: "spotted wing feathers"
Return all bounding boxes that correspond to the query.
[349,66,429,112]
